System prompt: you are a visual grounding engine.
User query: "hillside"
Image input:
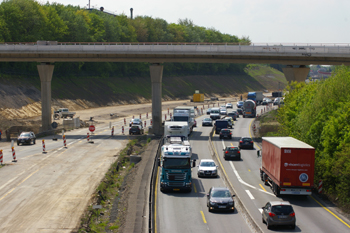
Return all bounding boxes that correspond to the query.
[0,65,286,131]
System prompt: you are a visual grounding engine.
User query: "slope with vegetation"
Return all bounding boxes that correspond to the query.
[266,66,350,211]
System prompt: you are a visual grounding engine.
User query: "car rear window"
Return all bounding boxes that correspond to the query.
[227,147,238,151]
[271,205,294,215]
[243,138,252,142]
[131,126,140,129]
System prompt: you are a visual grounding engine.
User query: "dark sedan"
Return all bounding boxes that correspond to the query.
[207,187,235,212]
[237,108,243,115]
[219,129,232,139]
[206,108,211,115]
[129,125,144,135]
[262,201,296,229]
[223,146,241,160]
[239,137,254,149]
[227,112,237,120]
[17,131,36,145]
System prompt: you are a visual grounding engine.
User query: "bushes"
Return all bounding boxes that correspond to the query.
[277,66,350,211]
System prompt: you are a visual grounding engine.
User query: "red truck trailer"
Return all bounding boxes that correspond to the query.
[259,137,315,196]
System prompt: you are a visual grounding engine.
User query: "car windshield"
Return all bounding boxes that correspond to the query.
[131,126,140,129]
[204,118,211,121]
[243,138,252,142]
[20,133,30,137]
[211,110,219,114]
[271,205,294,215]
[163,158,191,169]
[238,101,244,104]
[200,161,216,167]
[221,130,230,133]
[173,116,189,121]
[212,190,231,198]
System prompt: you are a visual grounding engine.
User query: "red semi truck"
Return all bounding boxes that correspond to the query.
[259,137,315,196]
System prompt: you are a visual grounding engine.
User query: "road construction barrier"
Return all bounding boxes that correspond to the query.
[42,140,46,153]
[168,108,169,114]
[140,114,141,119]
[165,114,167,120]
[170,113,172,119]
[318,180,323,193]
[203,105,205,109]
[122,126,124,134]
[12,147,16,162]
[218,103,219,106]
[133,115,134,119]
[63,135,67,148]
[144,121,146,127]
[111,126,114,136]
[146,112,148,119]
[201,108,203,114]
[124,118,126,125]
[0,150,3,164]
[208,104,210,108]
[151,119,152,126]
[87,132,90,141]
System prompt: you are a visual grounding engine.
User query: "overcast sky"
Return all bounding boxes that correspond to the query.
[46,0,350,44]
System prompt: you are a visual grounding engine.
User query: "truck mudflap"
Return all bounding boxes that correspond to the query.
[280,188,312,195]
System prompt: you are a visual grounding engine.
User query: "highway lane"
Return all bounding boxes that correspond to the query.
[156,113,252,233]
[212,106,350,233]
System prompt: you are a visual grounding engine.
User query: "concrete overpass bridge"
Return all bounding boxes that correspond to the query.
[1,42,350,135]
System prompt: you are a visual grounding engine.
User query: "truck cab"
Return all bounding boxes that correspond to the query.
[159,137,195,192]
[172,108,195,134]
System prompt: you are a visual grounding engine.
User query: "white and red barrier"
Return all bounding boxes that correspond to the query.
[144,121,146,127]
[140,114,141,119]
[168,108,169,114]
[133,115,134,119]
[87,132,90,141]
[165,114,167,120]
[0,150,3,164]
[124,118,126,125]
[146,112,148,119]
[42,140,46,153]
[151,119,153,126]
[318,180,323,193]
[170,113,172,119]
[111,126,114,136]
[12,147,17,162]
[122,126,124,134]
[63,135,67,148]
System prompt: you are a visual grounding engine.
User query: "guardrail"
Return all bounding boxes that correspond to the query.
[208,127,263,233]
[148,137,163,233]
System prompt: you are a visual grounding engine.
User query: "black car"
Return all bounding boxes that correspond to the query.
[206,108,211,115]
[129,125,144,135]
[207,187,235,212]
[232,110,239,118]
[17,131,36,145]
[262,201,296,229]
[227,112,237,120]
[239,137,254,149]
[223,146,241,160]
[236,108,243,115]
[219,129,232,139]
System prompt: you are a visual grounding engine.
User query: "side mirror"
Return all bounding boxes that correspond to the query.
[232,194,236,197]
[257,150,261,157]
[192,159,196,168]
[223,149,225,151]
[206,194,209,197]
[157,158,160,167]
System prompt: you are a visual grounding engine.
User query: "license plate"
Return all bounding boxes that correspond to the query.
[278,216,287,219]
[246,112,251,114]
[218,206,226,208]
[173,189,180,191]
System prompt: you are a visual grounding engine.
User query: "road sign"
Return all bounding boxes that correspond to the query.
[89,125,95,132]
[51,122,58,129]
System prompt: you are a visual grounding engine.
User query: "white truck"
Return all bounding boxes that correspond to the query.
[53,108,76,119]
[164,121,191,141]
[172,106,195,135]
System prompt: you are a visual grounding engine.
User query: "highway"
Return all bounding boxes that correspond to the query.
[155,105,350,233]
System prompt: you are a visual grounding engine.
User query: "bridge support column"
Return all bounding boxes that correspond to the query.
[282,65,310,83]
[150,64,163,136]
[38,63,54,132]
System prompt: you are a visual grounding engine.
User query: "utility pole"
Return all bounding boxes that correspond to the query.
[88,0,90,9]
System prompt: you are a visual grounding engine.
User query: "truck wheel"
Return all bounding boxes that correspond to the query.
[33,139,36,145]
[267,221,272,230]
[17,141,19,146]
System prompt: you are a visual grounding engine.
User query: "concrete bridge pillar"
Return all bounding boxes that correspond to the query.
[38,63,54,132]
[150,64,163,136]
[282,65,310,83]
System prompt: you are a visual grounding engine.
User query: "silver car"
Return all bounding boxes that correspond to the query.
[219,108,227,115]
[262,201,296,229]
[197,159,218,178]
[202,118,213,126]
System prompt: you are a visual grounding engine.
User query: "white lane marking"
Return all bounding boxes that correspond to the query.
[220,138,274,196]
[245,190,255,199]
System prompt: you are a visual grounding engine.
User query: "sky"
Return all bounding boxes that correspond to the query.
[45,0,350,44]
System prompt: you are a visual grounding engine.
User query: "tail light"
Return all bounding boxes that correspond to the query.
[230,133,232,135]
[239,140,243,143]
[237,151,240,154]
[225,151,228,154]
[250,141,253,143]
[290,212,295,217]
[269,212,276,217]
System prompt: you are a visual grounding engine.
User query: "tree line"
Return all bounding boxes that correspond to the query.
[0,0,250,77]
[277,66,350,209]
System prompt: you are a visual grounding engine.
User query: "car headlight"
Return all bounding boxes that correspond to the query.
[228,201,234,205]
[209,201,216,205]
